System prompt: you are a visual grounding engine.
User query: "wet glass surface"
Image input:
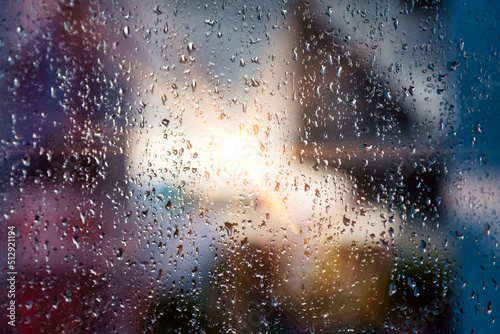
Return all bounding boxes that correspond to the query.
[1,1,499,333]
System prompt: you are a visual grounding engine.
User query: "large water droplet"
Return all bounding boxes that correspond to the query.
[389,283,397,296]
[123,26,131,38]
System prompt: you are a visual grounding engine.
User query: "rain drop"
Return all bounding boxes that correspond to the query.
[123,26,131,38]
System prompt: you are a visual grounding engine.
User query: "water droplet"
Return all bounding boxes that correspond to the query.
[458,38,464,52]
[420,240,427,253]
[448,60,460,71]
[116,248,124,261]
[474,123,482,133]
[123,26,131,38]
[154,5,162,15]
[336,66,342,78]
[63,291,72,302]
[483,223,491,236]
[409,85,416,96]
[224,222,237,236]
[384,91,392,101]
[343,215,351,226]
[72,236,80,249]
[26,301,33,310]
[325,6,333,17]
[407,277,416,289]
[22,154,30,166]
[347,98,356,107]
[240,237,248,250]
[204,19,215,26]
[389,283,397,296]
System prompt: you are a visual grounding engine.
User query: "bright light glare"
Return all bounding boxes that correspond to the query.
[211,132,261,178]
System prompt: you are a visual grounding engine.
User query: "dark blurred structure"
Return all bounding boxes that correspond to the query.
[0,0,133,332]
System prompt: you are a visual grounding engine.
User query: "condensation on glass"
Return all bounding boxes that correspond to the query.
[0,0,498,333]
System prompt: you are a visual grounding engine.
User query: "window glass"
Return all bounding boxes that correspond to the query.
[1,0,499,333]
